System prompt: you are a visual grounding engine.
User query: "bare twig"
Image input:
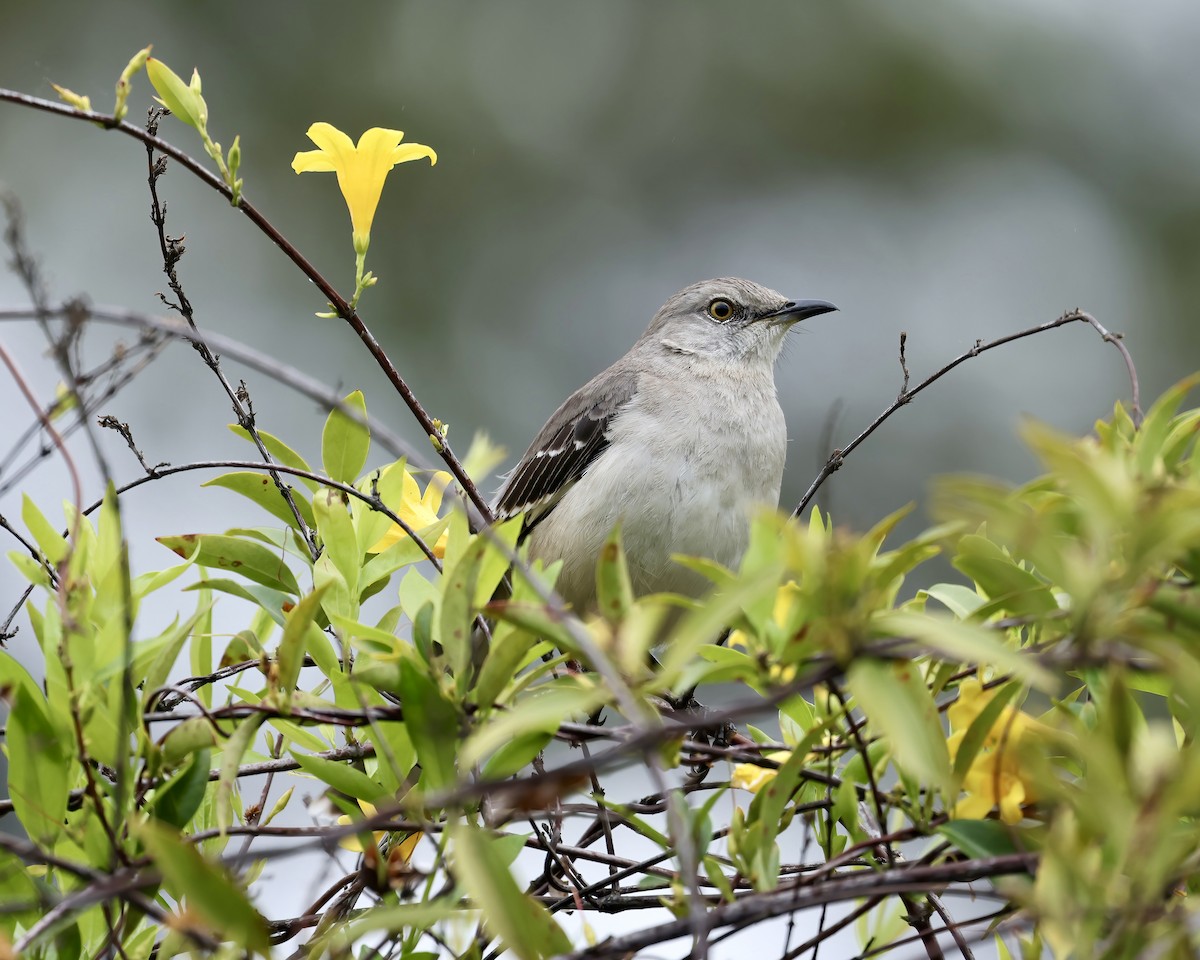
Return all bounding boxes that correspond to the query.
[0,88,493,524]
[793,309,1143,517]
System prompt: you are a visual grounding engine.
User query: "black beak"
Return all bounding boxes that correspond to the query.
[761,299,839,324]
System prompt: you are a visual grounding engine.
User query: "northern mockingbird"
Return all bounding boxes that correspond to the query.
[495,277,837,613]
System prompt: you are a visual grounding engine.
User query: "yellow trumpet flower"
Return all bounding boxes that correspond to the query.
[292,122,436,255]
[368,470,452,559]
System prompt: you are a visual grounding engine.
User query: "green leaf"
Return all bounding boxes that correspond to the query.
[847,658,953,796]
[921,583,986,619]
[0,849,41,935]
[874,610,1056,692]
[440,534,491,683]
[659,573,783,692]
[747,746,811,873]
[148,748,212,828]
[330,901,458,950]
[216,712,266,835]
[136,819,270,952]
[132,608,207,696]
[397,662,460,791]
[160,717,219,765]
[158,533,300,595]
[361,514,451,595]
[463,681,604,767]
[21,494,68,565]
[291,752,387,803]
[481,731,555,779]
[188,577,291,628]
[276,585,330,701]
[228,425,319,491]
[322,389,370,484]
[450,823,572,959]
[355,458,409,553]
[202,471,315,531]
[1133,372,1200,476]
[936,819,1021,861]
[313,486,360,599]
[145,58,207,130]
[473,625,553,708]
[952,535,1059,617]
[595,524,633,623]
[6,684,70,846]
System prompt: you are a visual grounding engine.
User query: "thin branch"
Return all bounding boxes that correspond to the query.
[793,309,1143,518]
[0,302,427,467]
[142,109,317,558]
[0,88,494,524]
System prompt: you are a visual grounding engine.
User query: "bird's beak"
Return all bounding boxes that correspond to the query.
[759,299,839,325]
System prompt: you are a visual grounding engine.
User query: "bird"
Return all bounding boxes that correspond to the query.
[494,277,837,614]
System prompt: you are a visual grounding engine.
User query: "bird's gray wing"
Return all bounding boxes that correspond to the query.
[495,365,639,535]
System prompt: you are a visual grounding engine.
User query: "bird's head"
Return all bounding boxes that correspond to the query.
[641,277,837,364]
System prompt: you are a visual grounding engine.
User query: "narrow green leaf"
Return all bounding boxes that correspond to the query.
[481,731,555,779]
[227,425,319,491]
[397,662,460,791]
[290,752,387,803]
[595,524,633,623]
[216,712,266,835]
[203,472,315,531]
[332,901,458,949]
[659,573,783,691]
[451,822,572,959]
[875,610,1055,692]
[276,585,330,700]
[473,624,552,708]
[952,535,1059,617]
[847,658,953,795]
[313,487,360,598]
[186,577,290,628]
[145,58,207,129]
[21,494,68,565]
[136,819,270,952]
[921,583,986,619]
[158,533,300,595]
[322,389,370,484]
[440,534,489,682]
[936,819,1021,861]
[463,682,603,767]
[148,748,211,828]
[6,685,70,846]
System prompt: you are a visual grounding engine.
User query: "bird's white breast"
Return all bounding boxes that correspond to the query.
[527,357,787,610]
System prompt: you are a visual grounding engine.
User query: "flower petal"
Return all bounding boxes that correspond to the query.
[392,143,437,166]
[305,122,356,155]
[421,472,452,512]
[292,149,337,174]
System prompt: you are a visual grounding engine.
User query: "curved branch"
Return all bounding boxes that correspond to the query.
[793,309,1143,518]
[0,88,494,524]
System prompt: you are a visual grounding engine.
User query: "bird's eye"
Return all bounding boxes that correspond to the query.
[707,298,735,322]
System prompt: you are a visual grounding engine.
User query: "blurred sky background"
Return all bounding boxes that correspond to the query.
[2,1,1200,953]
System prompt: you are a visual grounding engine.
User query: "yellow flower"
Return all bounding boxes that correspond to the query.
[731,750,792,793]
[368,470,452,559]
[292,123,436,255]
[948,678,1046,824]
[337,799,384,852]
[728,581,802,652]
[336,800,421,866]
